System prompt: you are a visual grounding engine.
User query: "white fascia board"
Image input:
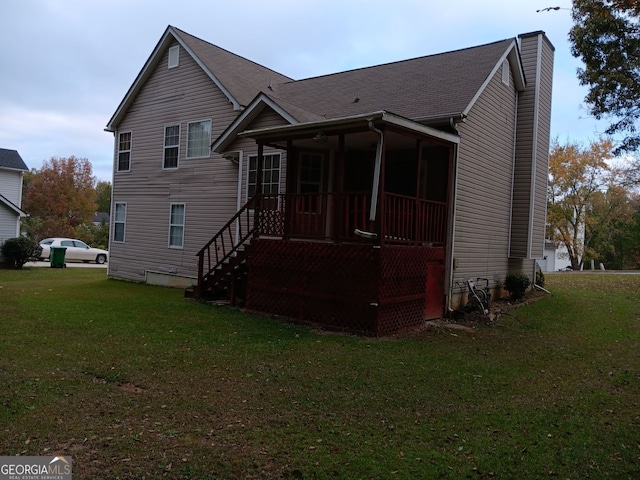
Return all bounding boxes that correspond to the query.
[211,93,299,153]
[240,110,460,145]
[462,40,525,117]
[382,112,460,144]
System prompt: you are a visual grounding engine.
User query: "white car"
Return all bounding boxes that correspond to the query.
[39,238,109,264]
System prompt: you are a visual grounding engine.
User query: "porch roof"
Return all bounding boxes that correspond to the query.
[0,194,26,217]
[238,110,460,146]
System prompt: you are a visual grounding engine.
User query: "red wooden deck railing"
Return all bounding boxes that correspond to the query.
[383,193,447,246]
[193,192,447,298]
[195,197,256,297]
[254,192,446,245]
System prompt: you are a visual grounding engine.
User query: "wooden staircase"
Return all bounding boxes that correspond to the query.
[186,198,257,305]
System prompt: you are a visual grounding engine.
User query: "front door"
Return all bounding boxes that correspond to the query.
[291,152,327,237]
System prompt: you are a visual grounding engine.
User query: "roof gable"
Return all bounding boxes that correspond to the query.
[106,26,293,131]
[212,92,328,153]
[212,93,300,153]
[0,148,28,171]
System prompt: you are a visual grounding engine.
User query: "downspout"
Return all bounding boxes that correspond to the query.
[368,120,384,223]
[446,119,461,313]
[354,120,383,239]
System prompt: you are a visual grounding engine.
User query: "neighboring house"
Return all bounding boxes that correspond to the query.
[106,26,553,335]
[0,148,28,260]
[539,239,560,272]
[553,241,574,271]
[93,212,110,226]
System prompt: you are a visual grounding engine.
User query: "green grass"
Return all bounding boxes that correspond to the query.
[1,268,639,479]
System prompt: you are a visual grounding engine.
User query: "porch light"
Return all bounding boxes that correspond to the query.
[313,131,328,143]
[222,153,239,164]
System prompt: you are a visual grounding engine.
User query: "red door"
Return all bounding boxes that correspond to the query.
[425,260,445,319]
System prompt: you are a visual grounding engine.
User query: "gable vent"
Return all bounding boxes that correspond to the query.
[168,45,179,69]
[502,59,509,86]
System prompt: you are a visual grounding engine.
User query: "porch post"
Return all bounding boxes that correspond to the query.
[256,142,264,197]
[415,140,423,244]
[334,134,345,242]
[283,140,294,239]
[254,142,264,236]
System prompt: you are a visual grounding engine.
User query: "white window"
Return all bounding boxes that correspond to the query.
[169,203,186,248]
[187,120,211,159]
[502,59,510,86]
[247,153,281,198]
[163,125,180,169]
[113,203,127,242]
[168,45,179,69]
[117,132,131,172]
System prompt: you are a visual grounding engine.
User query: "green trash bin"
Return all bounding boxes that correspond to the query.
[50,246,67,268]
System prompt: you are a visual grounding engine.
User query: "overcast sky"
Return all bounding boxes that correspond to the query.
[1,0,608,182]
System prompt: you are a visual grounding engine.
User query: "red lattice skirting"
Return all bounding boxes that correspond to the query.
[246,239,445,336]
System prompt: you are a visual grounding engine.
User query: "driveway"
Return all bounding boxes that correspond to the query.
[27,260,107,269]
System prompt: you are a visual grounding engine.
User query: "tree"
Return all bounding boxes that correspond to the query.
[22,156,96,240]
[95,180,112,214]
[586,185,637,268]
[569,0,640,154]
[547,138,612,269]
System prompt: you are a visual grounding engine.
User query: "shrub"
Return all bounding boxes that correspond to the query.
[503,273,531,301]
[1,237,42,269]
[535,265,545,288]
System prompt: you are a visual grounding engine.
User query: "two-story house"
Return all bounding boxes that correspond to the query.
[106,26,553,335]
[0,148,28,260]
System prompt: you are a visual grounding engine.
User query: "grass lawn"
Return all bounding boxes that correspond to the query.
[1,268,639,479]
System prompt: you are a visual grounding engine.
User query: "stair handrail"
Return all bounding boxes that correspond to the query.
[195,196,258,298]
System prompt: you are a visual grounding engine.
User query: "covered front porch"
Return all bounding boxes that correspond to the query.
[249,111,457,247]
[197,111,459,335]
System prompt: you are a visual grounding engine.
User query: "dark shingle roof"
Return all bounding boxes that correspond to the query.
[0,148,28,171]
[172,27,293,108]
[269,39,516,123]
[109,26,522,137]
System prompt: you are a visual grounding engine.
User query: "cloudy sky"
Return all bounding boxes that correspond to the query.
[1,0,607,182]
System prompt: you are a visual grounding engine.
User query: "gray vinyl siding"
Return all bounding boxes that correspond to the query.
[0,169,23,260]
[0,169,23,206]
[511,33,554,259]
[109,41,243,282]
[0,204,20,247]
[226,108,291,201]
[452,66,518,292]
